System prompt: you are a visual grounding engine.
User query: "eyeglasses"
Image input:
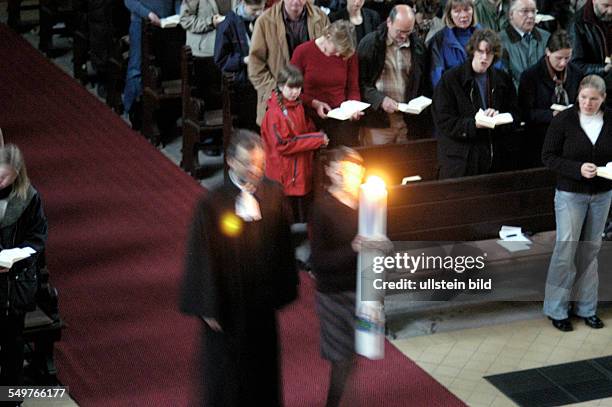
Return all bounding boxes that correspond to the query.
[517,8,538,16]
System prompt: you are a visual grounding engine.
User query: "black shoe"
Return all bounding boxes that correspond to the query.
[548,317,573,332]
[583,315,604,329]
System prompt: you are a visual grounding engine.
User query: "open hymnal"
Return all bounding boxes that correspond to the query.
[535,13,555,23]
[397,96,432,115]
[551,104,572,112]
[475,109,514,129]
[606,57,611,65]
[597,162,612,180]
[0,247,36,268]
[327,100,370,120]
[160,14,180,28]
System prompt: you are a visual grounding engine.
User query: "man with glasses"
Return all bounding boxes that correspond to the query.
[180,129,298,406]
[571,0,612,107]
[357,4,430,145]
[499,0,551,89]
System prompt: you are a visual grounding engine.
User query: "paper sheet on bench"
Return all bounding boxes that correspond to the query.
[0,247,35,268]
[499,226,531,242]
[495,240,532,253]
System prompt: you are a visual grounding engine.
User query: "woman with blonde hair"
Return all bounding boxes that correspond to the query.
[542,75,612,332]
[291,20,363,147]
[429,0,482,88]
[0,142,48,390]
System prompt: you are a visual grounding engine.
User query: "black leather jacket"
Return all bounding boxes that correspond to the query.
[570,3,608,76]
[0,186,48,315]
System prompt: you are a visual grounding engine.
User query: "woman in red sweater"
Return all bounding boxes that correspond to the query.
[261,64,329,222]
[291,20,363,147]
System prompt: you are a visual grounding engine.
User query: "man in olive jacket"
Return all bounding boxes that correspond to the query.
[248,0,328,125]
[357,5,431,144]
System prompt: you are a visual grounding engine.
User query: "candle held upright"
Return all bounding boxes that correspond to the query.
[355,176,387,360]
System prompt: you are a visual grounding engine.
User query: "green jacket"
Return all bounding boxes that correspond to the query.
[499,24,550,90]
[474,0,508,32]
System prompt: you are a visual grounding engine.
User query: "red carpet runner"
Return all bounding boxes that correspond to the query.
[0,24,465,406]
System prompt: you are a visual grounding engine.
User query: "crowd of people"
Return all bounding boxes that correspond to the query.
[174,0,612,405]
[4,0,612,406]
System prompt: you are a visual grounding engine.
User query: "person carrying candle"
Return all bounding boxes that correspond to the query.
[309,146,390,407]
[261,64,329,223]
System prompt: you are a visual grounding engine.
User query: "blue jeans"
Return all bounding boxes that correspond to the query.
[543,189,612,319]
[123,15,142,113]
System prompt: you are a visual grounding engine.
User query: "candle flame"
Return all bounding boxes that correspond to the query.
[364,175,386,192]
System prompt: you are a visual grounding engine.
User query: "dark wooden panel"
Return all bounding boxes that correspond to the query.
[388,214,556,241]
[388,167,555,206]
[388,188,554,234]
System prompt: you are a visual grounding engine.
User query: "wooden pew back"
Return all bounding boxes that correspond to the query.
[142,21,185,145]
[387,168,556,241]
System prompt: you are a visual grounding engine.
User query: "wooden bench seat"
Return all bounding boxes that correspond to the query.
[180,46,228,178]
[141,21,185,146]
[23,261,63,385]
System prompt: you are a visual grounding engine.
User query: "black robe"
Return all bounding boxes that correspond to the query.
[180,177,298,407]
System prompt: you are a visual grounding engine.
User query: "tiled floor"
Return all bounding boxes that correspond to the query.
[391,309,612,407]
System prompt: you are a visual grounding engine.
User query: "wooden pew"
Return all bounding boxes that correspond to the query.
[7,0,40,31]
[39,0,75,56]
[180,46,226,178]
[315,138,438,194]
[141,21,185,146]
[73,0,130,89]
[106,34,129,114]
[71,0,88,84]
[23,255,63,384]
[386,167,556,241]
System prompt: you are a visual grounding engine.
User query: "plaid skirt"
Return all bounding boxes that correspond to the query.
[315,290,356,362]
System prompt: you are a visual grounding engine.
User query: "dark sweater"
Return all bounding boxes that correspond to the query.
[310,191,357,293]
[542,106,612,194]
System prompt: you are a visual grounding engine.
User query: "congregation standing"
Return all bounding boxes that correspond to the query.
[5,0,611,405]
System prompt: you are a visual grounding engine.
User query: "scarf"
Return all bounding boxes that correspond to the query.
[545,56,569,106]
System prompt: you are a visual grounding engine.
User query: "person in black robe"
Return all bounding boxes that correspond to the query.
[179,129,298,407]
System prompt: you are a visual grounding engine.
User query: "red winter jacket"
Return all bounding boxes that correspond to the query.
[261,92,326,196]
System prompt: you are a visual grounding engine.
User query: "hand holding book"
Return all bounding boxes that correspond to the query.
[475,109,514,129]
[0,247,36,269]
[326,100,370,121]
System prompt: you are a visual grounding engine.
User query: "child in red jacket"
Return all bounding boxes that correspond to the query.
[261,64,328,222]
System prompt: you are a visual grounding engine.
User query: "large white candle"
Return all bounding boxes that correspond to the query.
[355,176,387,360]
